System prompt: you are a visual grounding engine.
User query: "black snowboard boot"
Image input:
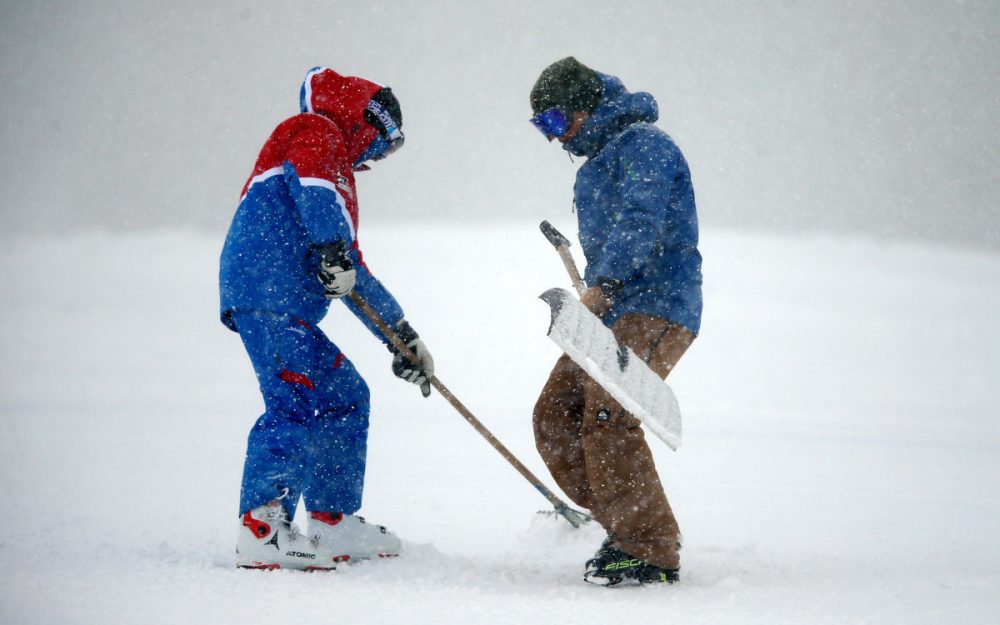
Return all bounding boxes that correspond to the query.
[583,536,679,587]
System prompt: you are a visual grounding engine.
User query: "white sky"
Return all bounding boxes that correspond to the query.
[1,0,998,248]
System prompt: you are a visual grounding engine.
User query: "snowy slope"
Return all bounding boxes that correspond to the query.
[1,223,999,624]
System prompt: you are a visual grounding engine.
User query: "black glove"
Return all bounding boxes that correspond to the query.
[595,276,624,300]
[390,320,434,397]
[316,242,356,299]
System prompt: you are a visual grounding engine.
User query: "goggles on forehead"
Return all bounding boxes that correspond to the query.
[529,107,570,139]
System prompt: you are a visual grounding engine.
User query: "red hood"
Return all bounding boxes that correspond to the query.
[300,67,383,164]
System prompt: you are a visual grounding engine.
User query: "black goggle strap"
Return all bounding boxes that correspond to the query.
[365,98,404,144]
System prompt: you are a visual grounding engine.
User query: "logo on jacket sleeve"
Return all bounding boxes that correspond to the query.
[336,175,354,200]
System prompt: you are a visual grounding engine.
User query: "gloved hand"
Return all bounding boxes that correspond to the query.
[316,242,357,299]
[580,277,623,317]
[390,320,435,397]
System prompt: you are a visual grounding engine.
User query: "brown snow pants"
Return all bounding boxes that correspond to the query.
[533,313,694,569]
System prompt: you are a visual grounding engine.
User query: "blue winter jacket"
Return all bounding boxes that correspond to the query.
[564,73,703,335]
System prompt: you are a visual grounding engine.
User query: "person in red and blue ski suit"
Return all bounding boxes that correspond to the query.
[220,67,433,555]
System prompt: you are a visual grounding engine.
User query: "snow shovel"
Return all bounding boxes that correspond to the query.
[348,291,592,528]
[539,220,587,296]
[538,221,683,450]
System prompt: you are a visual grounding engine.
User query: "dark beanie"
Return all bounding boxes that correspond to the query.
[530,57,603,115]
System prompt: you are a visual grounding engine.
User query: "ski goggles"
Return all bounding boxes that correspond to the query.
[366,97,405,158]
[529,107,570,139]
[353,132,405,170]
[376,132,405,159]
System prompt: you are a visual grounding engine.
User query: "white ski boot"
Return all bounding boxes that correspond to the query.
[309,512,402,562]
[236,499,337,571]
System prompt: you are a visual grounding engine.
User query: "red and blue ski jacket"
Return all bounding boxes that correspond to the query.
[220,68,404,337]
[564,73,703,335]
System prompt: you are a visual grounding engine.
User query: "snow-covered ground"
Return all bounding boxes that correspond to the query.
[2,223,998,624]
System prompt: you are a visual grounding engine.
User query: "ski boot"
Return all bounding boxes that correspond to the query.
[309,512,402,562]
[583,535,679,586]
[236,499,337,571]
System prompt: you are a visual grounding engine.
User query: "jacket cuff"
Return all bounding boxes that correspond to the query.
[387,319,419,353]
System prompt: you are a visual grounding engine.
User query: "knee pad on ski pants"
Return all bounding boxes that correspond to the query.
[232,311,371,516]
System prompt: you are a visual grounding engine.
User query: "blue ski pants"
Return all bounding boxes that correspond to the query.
[232,311,370,518]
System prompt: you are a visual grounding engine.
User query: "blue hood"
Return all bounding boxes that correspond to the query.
[564,73,659,158]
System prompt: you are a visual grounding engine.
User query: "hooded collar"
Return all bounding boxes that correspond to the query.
[563,73,659,158]
[299,67,384,164]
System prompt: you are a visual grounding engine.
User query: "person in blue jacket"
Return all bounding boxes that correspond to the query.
[529,57,703,587]
[220,67,434,570]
